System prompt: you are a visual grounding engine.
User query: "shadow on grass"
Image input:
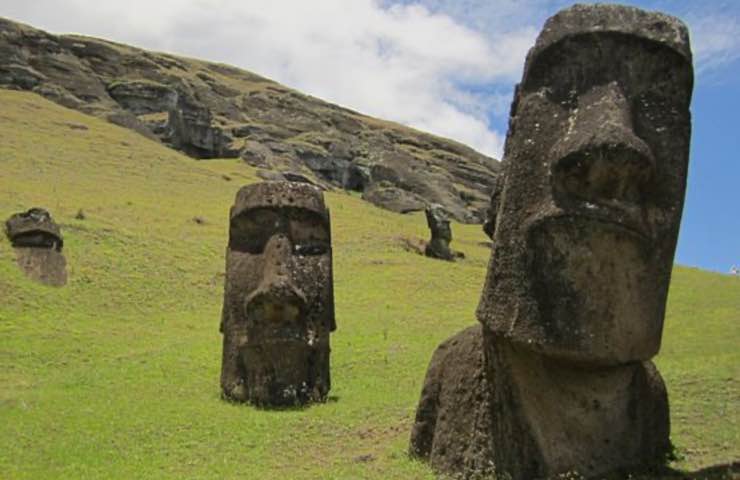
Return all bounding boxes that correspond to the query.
[660,462,740,479]
[219,394,340,412]
[612,462,740,480]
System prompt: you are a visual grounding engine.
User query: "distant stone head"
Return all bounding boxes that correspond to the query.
[5,208,67,286]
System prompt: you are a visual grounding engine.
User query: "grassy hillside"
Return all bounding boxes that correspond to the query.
[0,16,500,224]
[0,90,737,479]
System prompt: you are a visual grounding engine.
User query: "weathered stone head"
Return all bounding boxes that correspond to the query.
[477,4,693,366]
[5,208,67,286]
[6,208,63,250]
[424,204,455,261]
[220,182,335,406]
[411,6,691,478]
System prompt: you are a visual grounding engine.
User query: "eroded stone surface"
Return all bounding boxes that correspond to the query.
[220,182,335,407]
[0,17,501,223]
[411,4,693,479]
[5,208,67,286]
[424,204,461,261]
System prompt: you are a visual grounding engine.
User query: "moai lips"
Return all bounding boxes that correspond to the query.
[220,182,335,407]
[411,5,693,479]
[5,208,67,286]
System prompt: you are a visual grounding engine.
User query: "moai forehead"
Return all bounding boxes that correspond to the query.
[231,182,328,222]
[5,208,64,249]
[477,4,693,365]
[528,4,691,65]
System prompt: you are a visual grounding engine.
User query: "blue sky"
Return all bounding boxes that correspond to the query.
[2,0,738,272]
[403,0,740,274]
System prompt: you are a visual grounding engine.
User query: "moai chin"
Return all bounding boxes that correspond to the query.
[5,208,68,286]
[411,4,693,479]
[220,182,335,407]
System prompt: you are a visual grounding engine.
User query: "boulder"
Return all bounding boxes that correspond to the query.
[362,182,426,214]
[107,79,178,115]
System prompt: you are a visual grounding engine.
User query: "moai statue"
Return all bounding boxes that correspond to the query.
[410,4,693,479]
[5,208,67,286]
[424,204,455,261]
[482,176,502,240]
[220,182,335,407]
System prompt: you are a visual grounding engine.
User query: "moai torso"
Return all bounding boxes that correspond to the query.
[220,182,335,407]
[5,208,67,286]
[411,5,693,479]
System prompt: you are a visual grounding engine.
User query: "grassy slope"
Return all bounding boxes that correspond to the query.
[0,90,737,479]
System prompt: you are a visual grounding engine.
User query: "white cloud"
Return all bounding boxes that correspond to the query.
[1,0,527,157]
[687,14,740,74]
[415,0,740,76]
[4,0,740,159]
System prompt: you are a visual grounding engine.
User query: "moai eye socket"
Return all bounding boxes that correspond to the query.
[229,208,281,253]
[290,213,330,256]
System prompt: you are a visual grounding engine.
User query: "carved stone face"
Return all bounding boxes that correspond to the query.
[6,208,63,251]
[5,208,67,286]
[477,5,693,365]
[221,182,334,406]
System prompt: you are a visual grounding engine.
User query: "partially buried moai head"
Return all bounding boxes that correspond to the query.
[221,182,335,406]
[6,208,63,251]
[477,5,693,365]
[5,208,67,286]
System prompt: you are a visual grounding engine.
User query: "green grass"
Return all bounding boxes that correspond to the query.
[0,90,737,479]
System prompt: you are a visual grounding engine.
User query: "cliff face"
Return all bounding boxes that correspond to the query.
[0,17,500,222]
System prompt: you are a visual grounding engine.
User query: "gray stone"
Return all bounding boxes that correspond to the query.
[107,79,178,115]
[5,208,67,286]
[411,5,693,479]
[220,182,335,407]
[0,17,501,223]
[424,204,462,261]
[167,95,240,159]
[361,182,427,214]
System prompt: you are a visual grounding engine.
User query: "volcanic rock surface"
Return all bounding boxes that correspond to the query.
[0,17,500,222]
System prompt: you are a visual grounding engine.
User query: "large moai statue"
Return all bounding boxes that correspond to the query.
[5,208,68,286]
[220,182,336,407]
[410,4,693,479]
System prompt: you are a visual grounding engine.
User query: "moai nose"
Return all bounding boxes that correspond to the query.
[551,82,655,204]
[244,234,307,327]
[262,233,292,277]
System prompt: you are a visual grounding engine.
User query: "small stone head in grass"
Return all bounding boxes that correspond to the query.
[220,182,335,407]
[5,207,67,286]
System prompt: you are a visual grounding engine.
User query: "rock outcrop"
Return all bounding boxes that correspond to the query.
[0,17,500,222]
